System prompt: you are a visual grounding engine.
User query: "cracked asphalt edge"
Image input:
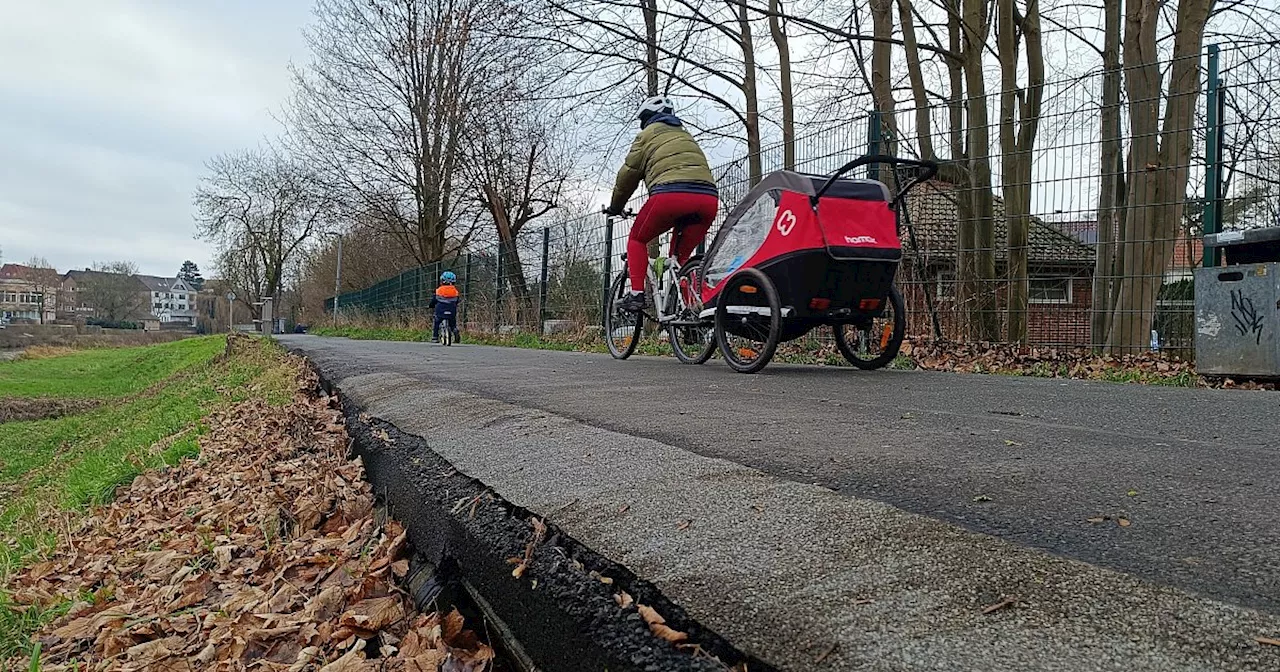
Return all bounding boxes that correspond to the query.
[316,364,1280,672]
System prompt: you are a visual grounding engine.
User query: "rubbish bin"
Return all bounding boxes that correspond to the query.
[1196,227,1280,376]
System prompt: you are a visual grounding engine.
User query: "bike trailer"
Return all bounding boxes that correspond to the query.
[699,170,902,342]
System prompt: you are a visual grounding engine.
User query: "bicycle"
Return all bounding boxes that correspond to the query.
[602,210,715,365]
[437,310,459,346]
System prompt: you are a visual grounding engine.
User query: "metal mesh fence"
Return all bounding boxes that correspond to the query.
[327,44,1280,359]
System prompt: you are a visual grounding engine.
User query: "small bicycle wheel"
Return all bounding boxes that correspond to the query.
[604,272,643,360]
[833,284,906,370]
[442,320,454,346]
[714,267,781,374]
[668,258,714,365]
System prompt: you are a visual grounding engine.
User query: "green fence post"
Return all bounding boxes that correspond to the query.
[865,110,883,179]
[601,215,615,318]
[462,253,473,327]
[539,227,551,333]
[1203,44,1223,269]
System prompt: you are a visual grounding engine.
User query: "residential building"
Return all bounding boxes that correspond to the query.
[135,275,199,326]
[899,180,1098,347]
[60,269,117,321]
[0,264,58,323]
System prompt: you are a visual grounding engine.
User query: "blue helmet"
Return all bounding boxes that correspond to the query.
[441,271,457,283]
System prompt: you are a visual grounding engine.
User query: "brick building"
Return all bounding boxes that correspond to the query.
[896,181,1097,346]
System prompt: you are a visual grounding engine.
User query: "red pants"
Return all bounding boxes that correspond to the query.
[627,192,719,291]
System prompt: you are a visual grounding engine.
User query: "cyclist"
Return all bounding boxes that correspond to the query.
[429,271,461,343]
[605,96,719,312]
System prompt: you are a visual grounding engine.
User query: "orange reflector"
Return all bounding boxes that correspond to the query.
[880,324,892,350]
[739,285,758,294]
[859,298,881,310]
[809,297,831,310]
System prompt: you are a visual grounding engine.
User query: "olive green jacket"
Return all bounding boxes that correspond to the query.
[609,116,717,213]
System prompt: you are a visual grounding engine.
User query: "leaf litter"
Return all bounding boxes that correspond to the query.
[3,360,495,671]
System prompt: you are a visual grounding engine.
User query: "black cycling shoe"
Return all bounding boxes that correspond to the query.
[617,292,646,313]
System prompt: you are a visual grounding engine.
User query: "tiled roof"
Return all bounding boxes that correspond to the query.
[902,180,1095,267]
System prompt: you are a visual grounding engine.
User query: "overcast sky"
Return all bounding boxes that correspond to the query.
[0,0,311,278]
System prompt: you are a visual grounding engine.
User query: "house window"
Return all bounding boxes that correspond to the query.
[935,271,956,301]
[1029,277,1073,304]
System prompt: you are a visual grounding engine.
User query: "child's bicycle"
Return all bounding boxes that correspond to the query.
[602,210,716,364]
[437,310,459,346]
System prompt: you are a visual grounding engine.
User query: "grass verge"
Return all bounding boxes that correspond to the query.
[0,335,298,659]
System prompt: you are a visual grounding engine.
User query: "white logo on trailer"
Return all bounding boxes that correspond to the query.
[775,209,797,236]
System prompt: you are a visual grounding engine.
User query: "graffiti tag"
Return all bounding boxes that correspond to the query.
[1230,290,1266,345]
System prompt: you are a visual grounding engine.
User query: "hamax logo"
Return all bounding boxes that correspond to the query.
[844,235,877,245]
[775,209,797,236]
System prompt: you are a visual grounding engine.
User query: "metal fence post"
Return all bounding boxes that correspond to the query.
[539,227,551,333]
[1203,44,1223,269]
[462,253,473,327]
[601,215,615,318]
[865,110,882,179]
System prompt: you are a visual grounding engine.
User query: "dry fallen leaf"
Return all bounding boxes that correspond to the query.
[637,604,665,626]
[615,591,634,609]
[0,343,502,672]
[677,519,693,531]
[815,641,839,663]
[1087,516,1106,524]
[1118,518,1132,527]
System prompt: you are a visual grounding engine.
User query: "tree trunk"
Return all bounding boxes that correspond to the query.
[1107,0,1215,352]
[870,0,898,184]
[768,0,795,171]
[738,1,763,184]
[642,0,659,96]
[1091,0,1124,348]
[961,0,999,341]
[998,0,1044,344]
[898,0,935,161]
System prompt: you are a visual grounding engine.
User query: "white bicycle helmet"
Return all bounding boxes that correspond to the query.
[637,95,674,120]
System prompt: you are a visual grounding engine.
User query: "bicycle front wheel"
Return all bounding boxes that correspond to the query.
[604,272,643,359]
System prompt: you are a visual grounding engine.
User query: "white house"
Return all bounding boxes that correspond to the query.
[136,275,199,326]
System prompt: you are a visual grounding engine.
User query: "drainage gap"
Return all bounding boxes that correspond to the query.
[321,373,775,672]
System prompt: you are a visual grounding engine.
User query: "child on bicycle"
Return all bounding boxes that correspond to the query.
[605,96,719,312]
[429,271,461,343]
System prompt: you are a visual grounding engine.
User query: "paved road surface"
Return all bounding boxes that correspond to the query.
[284,336,1279,616]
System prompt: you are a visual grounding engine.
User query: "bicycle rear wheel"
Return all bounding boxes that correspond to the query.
[668,258,714,365]
[604,272,643,359]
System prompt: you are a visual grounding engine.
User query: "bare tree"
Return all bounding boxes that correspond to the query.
[960,0,1000,341]
[1091,0,1124,347]
[997,0,1045,342]
[17,257,60,323]
[82,262,147,323]
[767,0,795,170]
[285,0,521,266]
[1106,0,1216,352]
[467,104,572,322]
[194,149,332,316]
